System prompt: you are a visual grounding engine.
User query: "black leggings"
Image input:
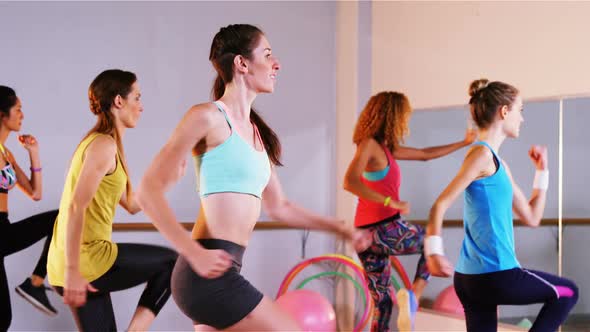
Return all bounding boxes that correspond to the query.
[0,210,58,332]
[455,268,578,332]
[55,243,177,332]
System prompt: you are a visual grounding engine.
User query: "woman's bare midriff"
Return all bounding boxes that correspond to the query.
[191,192,262,246]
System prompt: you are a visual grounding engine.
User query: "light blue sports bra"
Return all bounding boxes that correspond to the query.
[363,165,390,181]
[193,102,271,198]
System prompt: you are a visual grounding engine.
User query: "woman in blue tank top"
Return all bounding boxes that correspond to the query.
[136,24,363,331]
[425,79,577,332]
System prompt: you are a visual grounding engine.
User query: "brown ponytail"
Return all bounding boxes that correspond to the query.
[84,69,137,197]
[209,24,282,166]
[468,78,519,129]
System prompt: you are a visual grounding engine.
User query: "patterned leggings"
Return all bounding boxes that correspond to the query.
[357,214,430,332]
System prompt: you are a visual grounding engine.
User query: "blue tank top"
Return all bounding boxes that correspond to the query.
[193,102,271,198]
[455,141,520,274]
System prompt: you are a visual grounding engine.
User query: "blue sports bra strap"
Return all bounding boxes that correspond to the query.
[253,122,264,149]
[474,141,497,156]
[474,141,501,168]
[212,101,232,129]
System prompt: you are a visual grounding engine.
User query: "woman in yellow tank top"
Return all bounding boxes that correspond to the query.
[46,69,177,331]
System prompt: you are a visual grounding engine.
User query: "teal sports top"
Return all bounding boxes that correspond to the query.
[193,102,271,198]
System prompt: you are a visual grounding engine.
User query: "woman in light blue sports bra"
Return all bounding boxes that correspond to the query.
[137,24,362,331]
[0,86,60,330]
[425,79,577,331]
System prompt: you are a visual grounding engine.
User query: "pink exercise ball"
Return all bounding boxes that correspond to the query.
[276,289,337,331]
[433,285,464,317]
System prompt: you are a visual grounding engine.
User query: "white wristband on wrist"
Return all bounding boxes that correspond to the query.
[424,235,445,257]
[533,169,549,190]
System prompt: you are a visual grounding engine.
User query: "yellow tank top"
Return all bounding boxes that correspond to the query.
[47,133,127,286]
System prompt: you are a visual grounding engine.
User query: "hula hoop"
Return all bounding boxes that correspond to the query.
[277,254,371,332]
[390,273,402,292]
[390,256,412,290]
[277,254,366,297]
[296,271,367,309]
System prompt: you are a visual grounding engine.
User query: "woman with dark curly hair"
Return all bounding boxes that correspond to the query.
[344,91,476,332]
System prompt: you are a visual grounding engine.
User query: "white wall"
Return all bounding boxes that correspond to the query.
[372,2,590,109]
[1,2,342,330]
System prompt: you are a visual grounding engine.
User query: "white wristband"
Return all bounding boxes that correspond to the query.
[424,235,445,257]
[533,169,549,191]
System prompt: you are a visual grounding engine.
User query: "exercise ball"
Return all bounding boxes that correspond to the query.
[433,285,464,317]
[276,289,336,331]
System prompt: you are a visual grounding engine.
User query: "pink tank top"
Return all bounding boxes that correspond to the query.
[354,144,401,227]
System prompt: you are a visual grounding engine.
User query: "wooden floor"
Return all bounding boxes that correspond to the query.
[414,309,526,332]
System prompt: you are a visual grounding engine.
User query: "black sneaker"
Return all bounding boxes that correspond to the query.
[15,278,58,317]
